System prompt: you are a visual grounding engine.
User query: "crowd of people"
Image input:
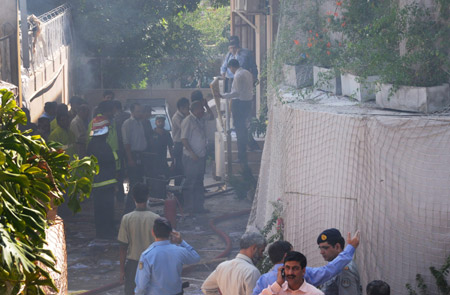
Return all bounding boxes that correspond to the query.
[18,35,393,294]
[122,201,390,295]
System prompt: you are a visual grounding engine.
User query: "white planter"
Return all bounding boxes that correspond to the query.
[313,66,341,94]
[283,64,313,88]
[341,73,379,102]
[376,83,450,113]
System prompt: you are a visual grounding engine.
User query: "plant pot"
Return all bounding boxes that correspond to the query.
[313,66,341,95]
[341,73,379,102]
[376,83,450,113]
[283,64,313,88]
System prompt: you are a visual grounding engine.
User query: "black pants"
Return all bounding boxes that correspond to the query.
[92,185,115,238]
[173,142,184,185]
[124,259,139,295]
[124,152,145,214]
[182,155,206,212]
[232,100,251,164]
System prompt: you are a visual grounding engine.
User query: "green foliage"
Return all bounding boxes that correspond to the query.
[249,115,267,138]
[227,167,257,200]
[379,4,449,87]
[406,255,450,295]
[173,3,230,87]
[330,0,396,78]
[71,0,202,88]
[295,0,341,68]
[0,89,98,294]
[250,95,268,138]
[256,199,284,274]
[182,3,229,54]
[71,0,230,88]
[274,0,449,98]
[333,1,449,87]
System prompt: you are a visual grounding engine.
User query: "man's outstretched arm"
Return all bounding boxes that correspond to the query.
[305,231,361,286]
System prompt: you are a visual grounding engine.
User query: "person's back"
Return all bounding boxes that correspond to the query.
[202,231,266,295]
[135,218,200,295]
[138,241,194,293]
[119,208,159,258]
[206,254,261,295]
[118,183,159,295]
[49,111,75,156]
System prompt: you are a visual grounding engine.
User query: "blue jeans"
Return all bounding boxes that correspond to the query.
[182,155,206,212]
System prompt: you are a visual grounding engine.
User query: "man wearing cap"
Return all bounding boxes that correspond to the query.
[317,229,362,295]
[220,36,258,91]
[87,116,117,239]
[253,232,361,295]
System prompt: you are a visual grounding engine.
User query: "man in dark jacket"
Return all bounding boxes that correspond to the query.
[87,115,117,239]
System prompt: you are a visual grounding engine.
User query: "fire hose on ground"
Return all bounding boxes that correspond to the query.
[78,189,249,295]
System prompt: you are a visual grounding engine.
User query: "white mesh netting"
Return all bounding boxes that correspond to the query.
[42,217,68,295]
[249,90,450,294]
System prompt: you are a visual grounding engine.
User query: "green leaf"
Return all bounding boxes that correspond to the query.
[0,171,30,186]
[0,151,5,165]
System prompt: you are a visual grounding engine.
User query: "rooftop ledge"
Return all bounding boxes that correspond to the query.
[275,86,450,118]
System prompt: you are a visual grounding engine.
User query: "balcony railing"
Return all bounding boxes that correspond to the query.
[26,3,72,70]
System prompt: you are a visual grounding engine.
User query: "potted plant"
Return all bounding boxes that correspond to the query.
[282,50,314,89]
[329,0,395,101]
[306,1,342,94]
[275,20,314,89]
[373,3,450,113]
[276,0,340,93]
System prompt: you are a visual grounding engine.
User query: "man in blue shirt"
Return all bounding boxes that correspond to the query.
[134,217,201,295]
[220,36,258,89]
[252,231,360,295]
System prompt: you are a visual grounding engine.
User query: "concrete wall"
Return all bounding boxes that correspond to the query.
[0,0,17,38]
[0,0,18,85]
[27,45,70,122]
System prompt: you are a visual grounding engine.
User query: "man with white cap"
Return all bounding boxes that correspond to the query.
[87,115,117,239]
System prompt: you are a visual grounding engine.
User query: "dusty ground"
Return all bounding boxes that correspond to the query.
[64,171,253,295]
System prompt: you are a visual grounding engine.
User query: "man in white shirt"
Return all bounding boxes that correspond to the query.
[220,59,254,165]
[171,97,190,187]
[201,232,266,295]
[181,100,214,214]
[259,251,324,295]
